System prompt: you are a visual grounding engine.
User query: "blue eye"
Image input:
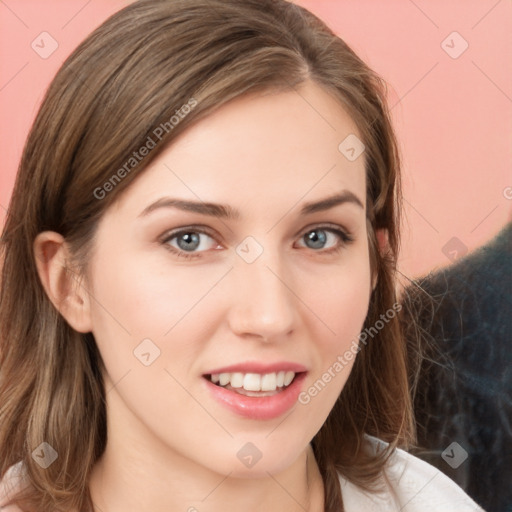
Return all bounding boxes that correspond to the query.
[172,232,200,251]
[300,228,352,251]
[161,225,354,260]
[306,230,327,249]
[162,229,217,259]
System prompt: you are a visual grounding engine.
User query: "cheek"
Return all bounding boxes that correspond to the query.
[309,245,372,347]
[86,252,212,429]
[302,245,371,400]
[87,249,225,385]
[89,249,210,336]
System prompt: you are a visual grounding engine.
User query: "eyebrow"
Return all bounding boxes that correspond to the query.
[137,190,364,220]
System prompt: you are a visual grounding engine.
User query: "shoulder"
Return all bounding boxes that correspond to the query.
[0,461,25,511]
[337,435,486,511]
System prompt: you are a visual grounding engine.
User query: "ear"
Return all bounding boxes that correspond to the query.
[371,228,389,292]
[33,231,92,333]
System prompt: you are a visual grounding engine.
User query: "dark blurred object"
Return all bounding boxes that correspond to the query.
[401,222,512,512]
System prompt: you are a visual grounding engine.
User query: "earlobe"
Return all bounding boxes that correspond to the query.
[375,228,389,253]
[371,228,389,292]
[33,231,92,333]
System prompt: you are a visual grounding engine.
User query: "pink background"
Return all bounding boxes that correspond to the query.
[1,0,510,278]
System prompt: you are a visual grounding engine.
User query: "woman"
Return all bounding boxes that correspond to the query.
[0,0,485,510]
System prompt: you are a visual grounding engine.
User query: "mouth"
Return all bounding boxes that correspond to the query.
[204,370,300,397]
[202,366,308,420]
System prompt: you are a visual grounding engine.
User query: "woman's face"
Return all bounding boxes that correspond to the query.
[85,79,372,477]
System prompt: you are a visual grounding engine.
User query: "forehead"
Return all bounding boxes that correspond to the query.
[110,80,366,222]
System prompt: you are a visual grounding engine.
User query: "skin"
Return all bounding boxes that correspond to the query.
[34,79,379,512]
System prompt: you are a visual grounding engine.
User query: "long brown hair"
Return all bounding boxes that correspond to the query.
[0,0,415,510]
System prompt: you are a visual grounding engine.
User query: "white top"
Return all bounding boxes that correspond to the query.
[1,437,486,511]
[339,435,486,511]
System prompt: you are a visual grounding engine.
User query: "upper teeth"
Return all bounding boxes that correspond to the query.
[210,371,296,392]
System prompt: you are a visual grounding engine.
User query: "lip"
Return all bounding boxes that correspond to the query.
[203,371,308,421]
[204,361,308,375]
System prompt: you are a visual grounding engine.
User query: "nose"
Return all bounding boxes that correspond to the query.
[226,249,297,342]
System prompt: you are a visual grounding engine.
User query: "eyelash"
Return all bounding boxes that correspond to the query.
[160,225,354,260]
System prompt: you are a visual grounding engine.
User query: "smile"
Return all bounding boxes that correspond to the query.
[207,371,297,395]
[203,365,308,420]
